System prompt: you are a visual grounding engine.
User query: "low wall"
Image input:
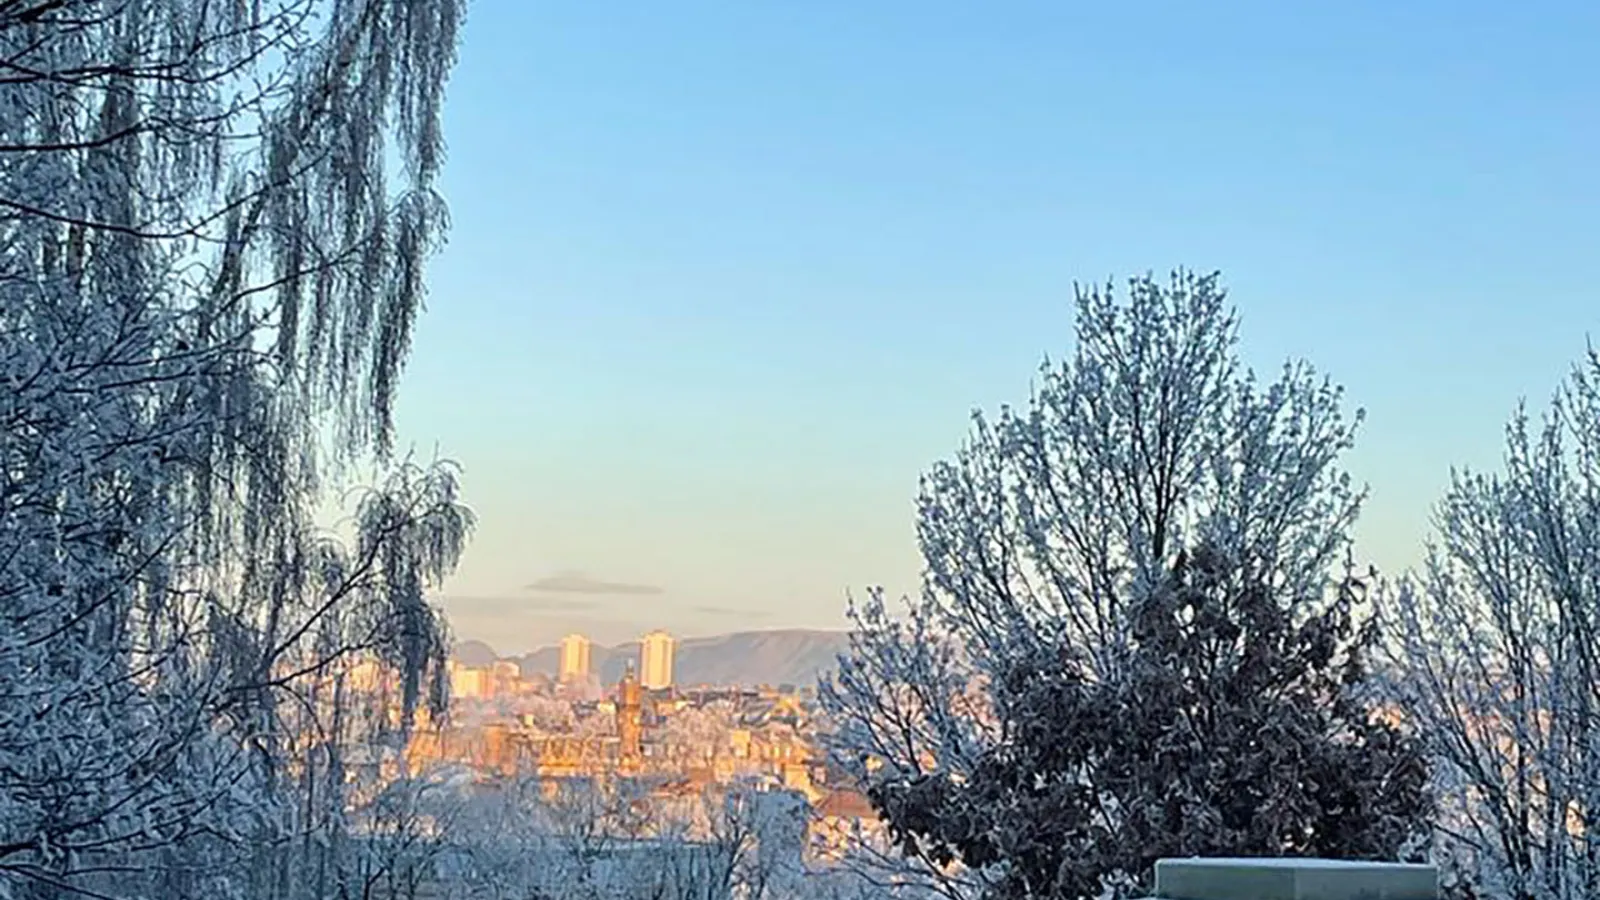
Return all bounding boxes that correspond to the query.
[1147,857,1437,900]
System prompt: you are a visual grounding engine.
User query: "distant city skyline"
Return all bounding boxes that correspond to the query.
[396,2,1598,644]
[451,628,852,690]
[466,627,683,682]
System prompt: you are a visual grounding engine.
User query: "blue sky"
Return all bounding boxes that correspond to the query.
[392,1,1599,654]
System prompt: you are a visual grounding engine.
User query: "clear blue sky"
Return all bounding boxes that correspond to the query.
[391,1,1599,654]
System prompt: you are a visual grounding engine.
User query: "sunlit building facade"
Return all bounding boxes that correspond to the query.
[559,633,592,683]
[449,663,493,700]
[640,630,676,690]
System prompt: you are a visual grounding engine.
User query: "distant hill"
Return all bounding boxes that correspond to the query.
[452,639,499,667]
[454,629,852,688]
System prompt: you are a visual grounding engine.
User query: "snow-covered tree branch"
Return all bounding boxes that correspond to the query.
[1,1,469,898]
[1381,345,1600,900]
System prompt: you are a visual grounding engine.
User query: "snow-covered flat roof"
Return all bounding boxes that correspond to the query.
[1167,857,1434,870]
[1152,857,1438,900]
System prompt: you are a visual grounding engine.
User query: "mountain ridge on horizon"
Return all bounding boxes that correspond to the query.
[452,628,852,688]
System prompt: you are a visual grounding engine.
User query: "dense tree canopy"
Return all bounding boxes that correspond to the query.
[871,544,1431,900]
[821,271,1423,900]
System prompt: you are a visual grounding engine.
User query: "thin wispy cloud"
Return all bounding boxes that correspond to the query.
[443,595,602,613]
[524,572,664,596]
[693,605,771,620]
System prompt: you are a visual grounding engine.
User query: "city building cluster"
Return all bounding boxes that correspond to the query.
[401,630,877,863]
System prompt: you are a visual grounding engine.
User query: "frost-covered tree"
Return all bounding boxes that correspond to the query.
[342,768,469,900]
[520,694,580,734]
[869,544,1431,900]
[0,0,468,897]
[820,271,1415,900]
[659,702,739,762]
[1381,346,1600,900]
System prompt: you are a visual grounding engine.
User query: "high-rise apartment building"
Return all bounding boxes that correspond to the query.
[449,664,493,700]
[559,633,592,683]
[639,629,675,690]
